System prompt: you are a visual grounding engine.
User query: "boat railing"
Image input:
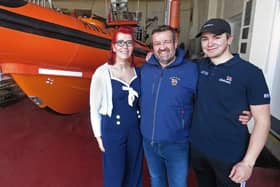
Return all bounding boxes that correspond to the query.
[27,0,53,9]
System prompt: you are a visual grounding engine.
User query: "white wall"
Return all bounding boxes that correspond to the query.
[240,0,280,121]
[261,0,280,120]
[223,0,243,18]
[247,0,276,69]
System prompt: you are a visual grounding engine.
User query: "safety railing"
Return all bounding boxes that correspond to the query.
[27,0,53,9]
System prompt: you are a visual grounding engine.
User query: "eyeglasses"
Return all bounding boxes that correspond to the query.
[152,40,173,47]
[115,40,134,47]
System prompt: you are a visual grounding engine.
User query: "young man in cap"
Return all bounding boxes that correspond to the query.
[190,18,271,187]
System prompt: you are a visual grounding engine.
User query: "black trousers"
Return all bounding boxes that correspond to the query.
[190,145,241,187]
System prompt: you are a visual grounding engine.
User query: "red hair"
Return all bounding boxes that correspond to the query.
[108,26,135,66]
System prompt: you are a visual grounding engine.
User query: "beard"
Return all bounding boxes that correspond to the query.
[155,48,176,66]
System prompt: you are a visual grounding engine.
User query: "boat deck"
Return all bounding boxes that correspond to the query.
[0,98,279,187]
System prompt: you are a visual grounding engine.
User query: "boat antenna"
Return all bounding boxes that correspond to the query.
[90,0,96,17]
[105,0,109,20]
[48,0,53,8]
[28,0,53,8]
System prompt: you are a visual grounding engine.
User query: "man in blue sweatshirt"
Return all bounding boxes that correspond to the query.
[140,25,198,187]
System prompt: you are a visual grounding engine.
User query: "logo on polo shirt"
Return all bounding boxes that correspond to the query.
[200,70,209,76]
[264,93,270,99]
[226,76,232,81]
[169,76,180,86]
[219,75,233,84]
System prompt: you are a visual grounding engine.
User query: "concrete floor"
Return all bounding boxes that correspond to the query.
[0,98,279,187]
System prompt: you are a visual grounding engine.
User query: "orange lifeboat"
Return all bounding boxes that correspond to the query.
[0,0,149,114]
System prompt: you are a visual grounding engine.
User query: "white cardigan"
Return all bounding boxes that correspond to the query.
[89,63,113,138]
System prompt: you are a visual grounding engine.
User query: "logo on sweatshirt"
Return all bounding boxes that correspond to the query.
[170,76,180,86]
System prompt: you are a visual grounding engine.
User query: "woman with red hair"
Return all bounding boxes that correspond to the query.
[90,26,143,187]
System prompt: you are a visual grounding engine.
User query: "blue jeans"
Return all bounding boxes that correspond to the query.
[143,138,189,187]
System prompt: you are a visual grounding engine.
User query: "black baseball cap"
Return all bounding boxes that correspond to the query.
[196,18,231,38]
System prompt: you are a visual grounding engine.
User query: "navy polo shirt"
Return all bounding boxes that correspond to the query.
[190,54,270,164]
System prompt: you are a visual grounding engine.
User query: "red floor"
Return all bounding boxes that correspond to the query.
[0,98,279,187]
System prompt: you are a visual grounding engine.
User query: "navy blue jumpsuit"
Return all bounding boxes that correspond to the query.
[101,68,143,187]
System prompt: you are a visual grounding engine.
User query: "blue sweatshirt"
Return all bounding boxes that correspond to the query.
[140,48,198,143]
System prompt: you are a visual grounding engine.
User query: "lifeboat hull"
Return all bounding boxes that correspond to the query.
[12,74,90,114]
[0,1,148,114]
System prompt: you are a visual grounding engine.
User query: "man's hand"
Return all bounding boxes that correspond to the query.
[239,110,252,125]
[229,160,253,184]
[145,51,153,61]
